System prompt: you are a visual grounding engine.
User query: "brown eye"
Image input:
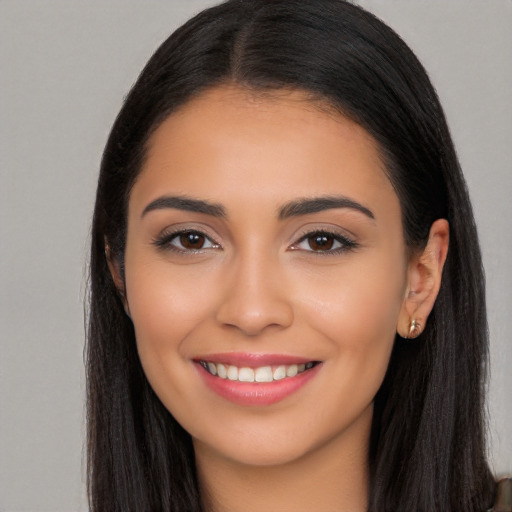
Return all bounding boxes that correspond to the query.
[307,234,334,251]
[179,232,206,250]
[154,229,219,252]
[291,230,357,254]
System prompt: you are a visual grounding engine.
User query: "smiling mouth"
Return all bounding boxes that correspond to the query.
[197,360,320,383]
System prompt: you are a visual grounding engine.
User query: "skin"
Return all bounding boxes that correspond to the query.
[109,85,449,512]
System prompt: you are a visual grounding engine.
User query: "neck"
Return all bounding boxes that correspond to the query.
[194,407,371,512]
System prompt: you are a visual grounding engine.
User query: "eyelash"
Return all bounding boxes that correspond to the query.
[153,229,220,253]
[291,230,358,255]
[153,229,358,255]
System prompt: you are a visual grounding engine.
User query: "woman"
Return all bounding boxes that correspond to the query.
[86,1,505,510]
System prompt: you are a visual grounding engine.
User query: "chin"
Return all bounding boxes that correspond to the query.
[199,436,315,468]
[191,414,359,469]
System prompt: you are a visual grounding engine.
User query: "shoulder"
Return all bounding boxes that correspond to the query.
[489,477,512,512]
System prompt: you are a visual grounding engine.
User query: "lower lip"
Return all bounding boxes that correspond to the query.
[196,363,322,406]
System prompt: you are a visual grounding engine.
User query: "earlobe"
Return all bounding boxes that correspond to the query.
[105,242,131,317]
[397,219,449,339]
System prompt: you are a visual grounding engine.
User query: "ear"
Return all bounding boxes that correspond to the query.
[105,242,131,317]
[397,219,449,339]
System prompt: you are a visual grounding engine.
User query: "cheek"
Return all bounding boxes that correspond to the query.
[123,259,227,427]
[124,258,221,370]
[299,254,404,333]
[293,253,406,387]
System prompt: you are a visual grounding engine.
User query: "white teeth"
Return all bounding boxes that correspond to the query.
[227,365,238,381]
[207,362,217,376]
[217,363,227,379]
[273,365,287,380]
[238,367,255,382]
[201,360,316,381]
[255,366,273,382]
[286,364,298,377]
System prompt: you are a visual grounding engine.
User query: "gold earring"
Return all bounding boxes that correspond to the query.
[407,318,418,339]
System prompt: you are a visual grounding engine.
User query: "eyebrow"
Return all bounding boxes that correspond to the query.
[141,196,226,218]
[278,196,375,220]
[141,194,374,221]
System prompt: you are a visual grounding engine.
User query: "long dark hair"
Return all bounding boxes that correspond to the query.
[86,1,495,510]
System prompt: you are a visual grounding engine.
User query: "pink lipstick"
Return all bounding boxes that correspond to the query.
[193,353,322,406]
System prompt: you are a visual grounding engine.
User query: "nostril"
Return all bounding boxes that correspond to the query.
[215,296,294,335]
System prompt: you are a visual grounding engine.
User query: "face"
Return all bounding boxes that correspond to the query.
[121,85,409,467]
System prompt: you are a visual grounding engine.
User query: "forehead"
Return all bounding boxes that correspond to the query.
[132,84,397,215]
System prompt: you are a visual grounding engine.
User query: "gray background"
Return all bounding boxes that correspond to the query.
[1,1,510,510]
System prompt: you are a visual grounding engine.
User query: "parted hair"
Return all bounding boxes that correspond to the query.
[86,1,495,510]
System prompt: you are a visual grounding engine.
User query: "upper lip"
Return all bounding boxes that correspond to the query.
[193,352,318,367]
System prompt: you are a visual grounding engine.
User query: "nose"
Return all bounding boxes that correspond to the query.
[215,252,294,336]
